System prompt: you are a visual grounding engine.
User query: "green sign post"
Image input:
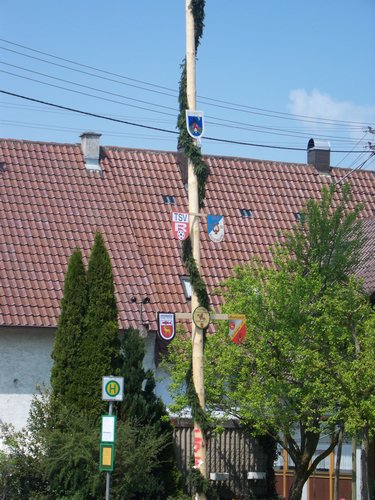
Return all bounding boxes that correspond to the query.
[100,376,124,500]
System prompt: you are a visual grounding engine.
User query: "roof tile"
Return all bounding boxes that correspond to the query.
[1,139,375,330]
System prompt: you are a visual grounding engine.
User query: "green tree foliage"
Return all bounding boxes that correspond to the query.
[50,248,87,407]
[77,231,121,414]
[168,183,375,500]
[1,241,182,499]
[118,329,180,499]
[0,388,179,500]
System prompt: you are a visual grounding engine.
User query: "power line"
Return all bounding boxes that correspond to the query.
[0,69,177,118]
[1,89,371,154]
[0,60,177,112]
[0,40,176,94]
[337,152,375,183]
[0,38,371,129]
[1,62,368,146]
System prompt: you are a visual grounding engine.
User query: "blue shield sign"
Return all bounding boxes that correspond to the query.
[207,215,224,243]
[186,110,204,139]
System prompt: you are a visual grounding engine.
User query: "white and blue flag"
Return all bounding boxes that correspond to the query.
[207,215,224,243]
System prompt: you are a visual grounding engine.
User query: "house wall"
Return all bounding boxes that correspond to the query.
[143,331,173,405]
[0,327,55,431]
[0,328,170,431]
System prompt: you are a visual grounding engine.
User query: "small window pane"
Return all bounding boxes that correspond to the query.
[181,277,192,300]
[163,195,176,205]
[240,209,252,218]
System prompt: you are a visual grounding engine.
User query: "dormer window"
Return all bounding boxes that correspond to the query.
[294,212,305,223]
[163,195,176,205]
[240,209,252,218]
[181,277,192,300]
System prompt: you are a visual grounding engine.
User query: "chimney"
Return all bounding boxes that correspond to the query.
[80,132,101,171]
[307,138,331,175]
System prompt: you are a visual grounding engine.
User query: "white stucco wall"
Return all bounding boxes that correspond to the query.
[0,327,55,431]
[0,327,173,432]
[143,332,173,406]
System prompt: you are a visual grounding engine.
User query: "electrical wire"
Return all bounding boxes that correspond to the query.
[333,132,370,168]
[0,63,368,146]
[337,153,375,183]
[0,38,371,129]
[0,69,178,118]
[0,60,179,113]
[0,89,371,154]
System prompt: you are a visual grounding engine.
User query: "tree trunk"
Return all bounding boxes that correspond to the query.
[361,425,370,500]
[288,463,310,500]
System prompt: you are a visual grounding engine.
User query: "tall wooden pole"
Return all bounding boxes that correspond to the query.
[186,0,207,497]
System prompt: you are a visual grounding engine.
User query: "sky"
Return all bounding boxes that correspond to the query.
[1,0,375,170]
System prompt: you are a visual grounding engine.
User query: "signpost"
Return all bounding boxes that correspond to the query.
[100,376,124,500]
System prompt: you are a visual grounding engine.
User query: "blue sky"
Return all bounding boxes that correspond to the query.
[1,0,374,169]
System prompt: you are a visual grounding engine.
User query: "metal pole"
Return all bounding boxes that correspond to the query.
[186,1,207,497]
[105,402,113,500]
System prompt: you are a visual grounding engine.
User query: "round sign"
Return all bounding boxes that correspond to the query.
[192,306,210,329]
[105,380,120,398]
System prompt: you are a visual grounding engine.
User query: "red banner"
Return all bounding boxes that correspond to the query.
[171,211,190,240]
[228,315,246,344]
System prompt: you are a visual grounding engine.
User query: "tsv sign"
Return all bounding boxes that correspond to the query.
[171,211,190,240]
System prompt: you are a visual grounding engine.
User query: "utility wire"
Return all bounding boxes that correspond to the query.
[333,131,370,167]
[1,63,368,145]
[0,38,371,129]
[0,61,177,112]
[337,152,375,183]
[0,89,371,154]
[0,69,177,117]
[0,40,175,93]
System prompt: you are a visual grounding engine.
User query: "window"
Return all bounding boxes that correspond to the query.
[313,450,330,471]
[274,445,284,470]
[240,209,252,218]
[163,195,176,205]
[181,277,192,300]
[294,212,305,223]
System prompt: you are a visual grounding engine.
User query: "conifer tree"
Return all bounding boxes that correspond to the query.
[50,248,87,407]
[77,232,121,415]
[118,329,179,498]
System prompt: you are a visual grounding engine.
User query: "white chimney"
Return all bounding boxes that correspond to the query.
[80,132,101,171]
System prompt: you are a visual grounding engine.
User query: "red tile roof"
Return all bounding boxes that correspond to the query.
[357,217,375,294]
[1,138,374,330]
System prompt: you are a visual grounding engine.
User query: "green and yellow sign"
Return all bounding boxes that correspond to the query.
[101,376,124,402]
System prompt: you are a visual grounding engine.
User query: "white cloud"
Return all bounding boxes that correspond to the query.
[288,89,375,128]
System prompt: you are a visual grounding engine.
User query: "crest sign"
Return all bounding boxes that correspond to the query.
[171,211,190,240]
[228,315,246,344]
[186,110,204,139]
[207,215,224,243]
[158,312,176,341]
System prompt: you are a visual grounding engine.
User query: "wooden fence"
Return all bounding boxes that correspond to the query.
[172,419,272,499]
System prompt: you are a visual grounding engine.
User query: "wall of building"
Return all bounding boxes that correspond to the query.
[0,327,55,431]
[0,328,171,431]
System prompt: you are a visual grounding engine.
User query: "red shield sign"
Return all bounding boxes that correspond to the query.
[158,313,176,341]
[228,315,246,344]
[171,211,190,241]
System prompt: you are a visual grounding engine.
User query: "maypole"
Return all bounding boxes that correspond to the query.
[185,0,207,494]
[186,0,207,499]
[178,1,209,498]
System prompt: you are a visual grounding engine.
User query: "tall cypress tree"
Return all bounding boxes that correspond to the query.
[50,248,87,407]
[77,232,121,415]
[118,329,179,498]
